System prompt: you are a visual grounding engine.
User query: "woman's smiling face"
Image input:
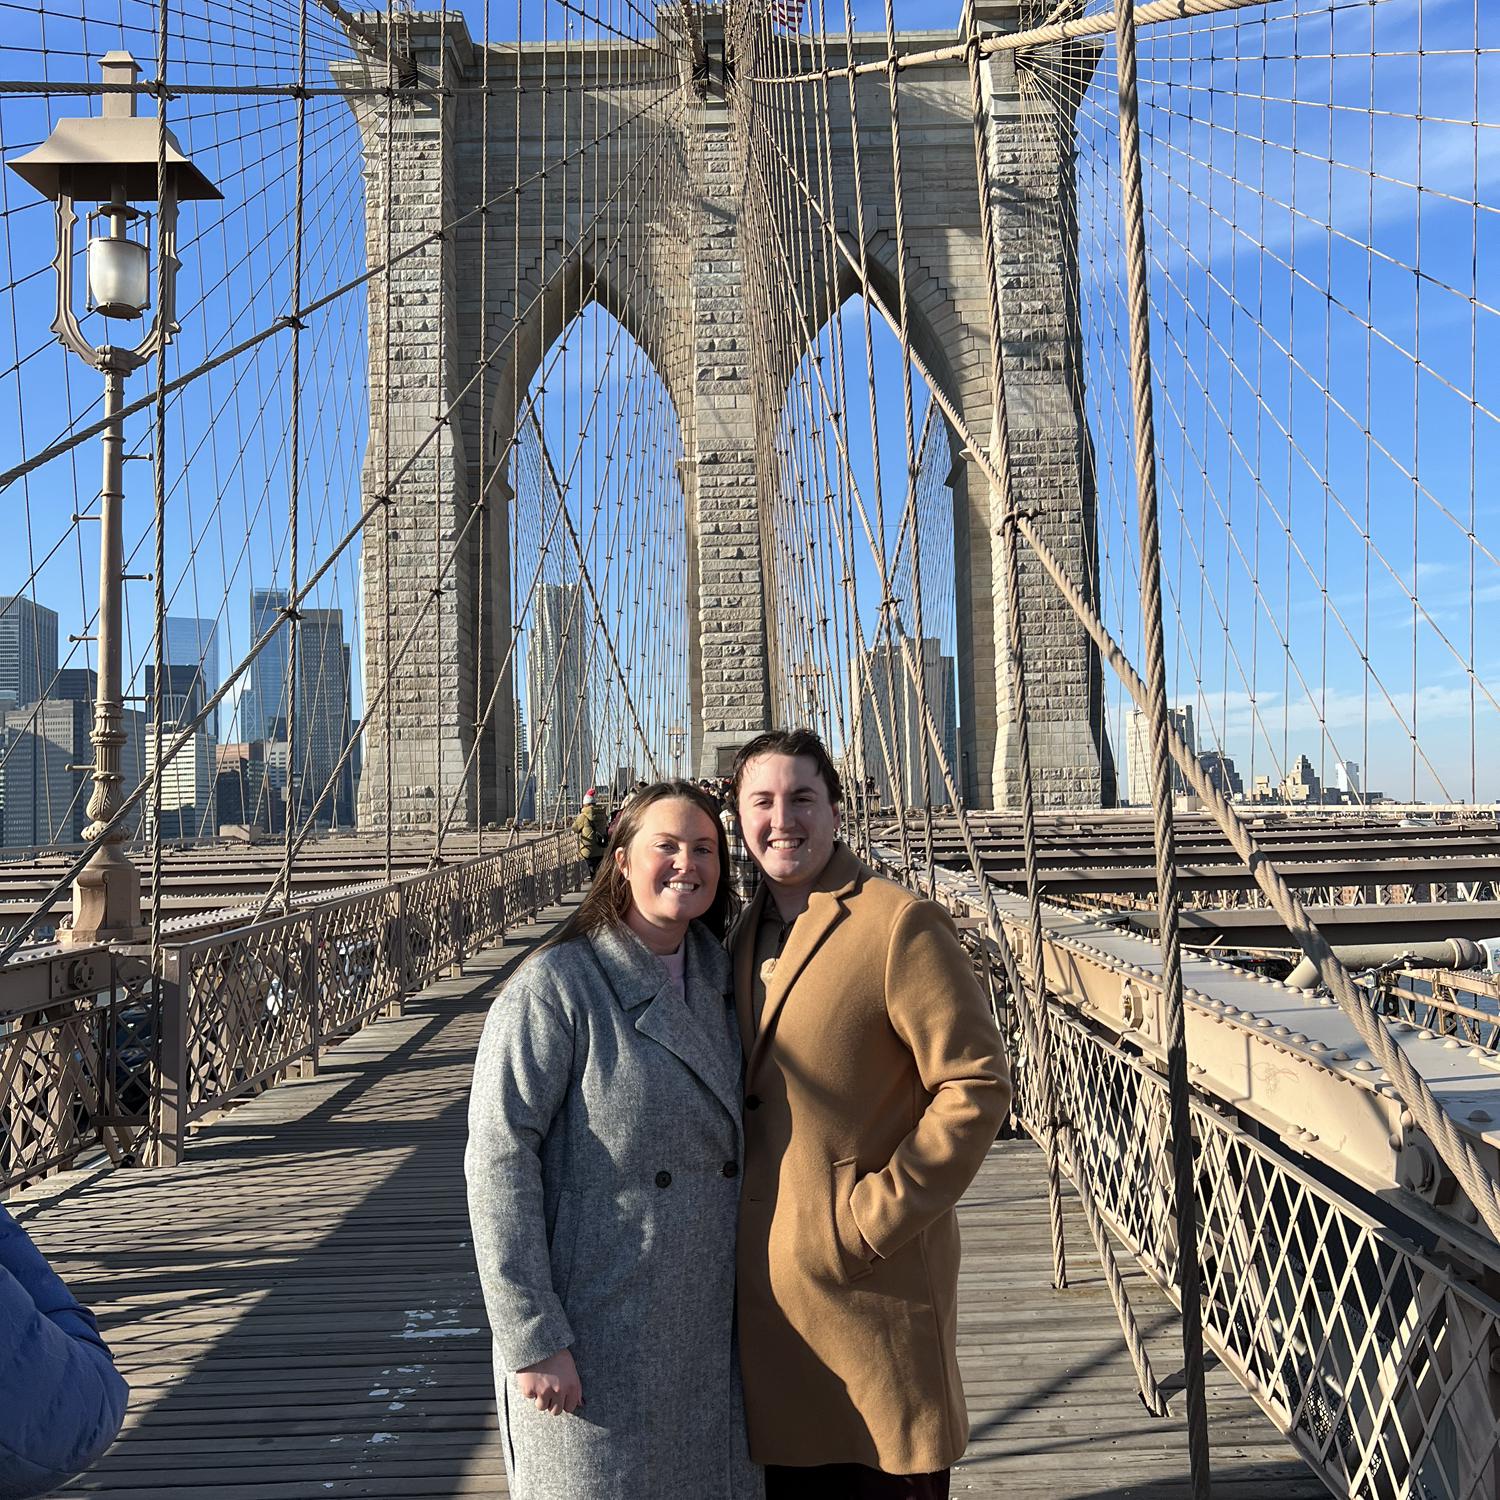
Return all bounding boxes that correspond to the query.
[617,797,721,953]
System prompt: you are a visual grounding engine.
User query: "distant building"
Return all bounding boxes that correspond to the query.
[145,663,209,727]
[1281,754,1323,805]
[241,588,290,744]
[216,741,284,834]
[0,683,143,848]
[237,593,353,829]
[513,697,535,823]
[1334,759,1361,798]
[144,664,216,841]
[527,583,594,822]
[162,616,219,728]
[1,700,85,846]
[1125,704,1196,805]
[0,595,58,708]
[851,633,958,808]
[292,609,353,829]
[1198,750,1243,800]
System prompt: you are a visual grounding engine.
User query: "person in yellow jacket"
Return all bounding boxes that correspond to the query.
[728,729,1011,1500]
[572,788,609,877]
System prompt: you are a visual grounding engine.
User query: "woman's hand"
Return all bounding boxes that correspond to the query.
[517,1348,583,1415]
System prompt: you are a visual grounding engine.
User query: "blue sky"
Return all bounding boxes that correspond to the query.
[0,0,1494,805]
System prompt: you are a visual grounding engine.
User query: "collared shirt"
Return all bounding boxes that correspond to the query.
[749,893,799,1033]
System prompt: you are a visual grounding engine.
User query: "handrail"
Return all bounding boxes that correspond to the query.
[1,830,581,1193]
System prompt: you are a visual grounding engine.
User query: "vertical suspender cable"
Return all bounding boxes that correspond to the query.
[433,1,451,865]
[961,4,1069,1297]
[150,0,171,961]
[881,0,936,896]
[1110,2,1212,1485]
[962,7,1167,1417]
[282,0,309,911]
[382,0,396,879]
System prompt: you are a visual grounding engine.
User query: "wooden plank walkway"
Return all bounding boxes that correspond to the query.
[8,897,1326,1499]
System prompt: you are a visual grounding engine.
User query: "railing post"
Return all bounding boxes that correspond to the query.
[498,858,516,936]
[300,912,322,1079]
[389,881,407,1019]
[450,892,465,977]
[153,946,187,1168]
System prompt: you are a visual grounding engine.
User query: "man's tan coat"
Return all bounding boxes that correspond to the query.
[730,843,1011,1473]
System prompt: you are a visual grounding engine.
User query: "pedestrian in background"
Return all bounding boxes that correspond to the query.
[1,1203,128,1498]
[572,787,609,877]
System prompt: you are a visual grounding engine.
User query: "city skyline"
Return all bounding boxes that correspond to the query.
[0,587,358,847]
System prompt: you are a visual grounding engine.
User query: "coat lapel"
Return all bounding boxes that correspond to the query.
[587,924,741,1125]
[745,844,862,1082]
[729,885,767,1059]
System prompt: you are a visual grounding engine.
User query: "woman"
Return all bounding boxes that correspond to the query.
[466,780,763,1500]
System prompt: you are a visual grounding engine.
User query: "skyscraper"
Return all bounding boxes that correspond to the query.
[526,583,594,822]
[144,664,216,841]
[514,696,535,824]
[49,669,145,841]
[1125,704,1196,805]
[0,700,86,846]
[0,594,58,708]
[851,634,958,808]
[162,615,219,727]
[241,588,290,744]
[293,609,353,829]
[235,591,354,830]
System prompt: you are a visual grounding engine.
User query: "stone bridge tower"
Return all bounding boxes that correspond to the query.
[338,1,1111,824]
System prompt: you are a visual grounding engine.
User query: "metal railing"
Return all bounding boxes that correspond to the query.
[0,946,155,1191]
[1374,970,1500,1056]
[1,831,580,1192]
[950,915,1500,1500]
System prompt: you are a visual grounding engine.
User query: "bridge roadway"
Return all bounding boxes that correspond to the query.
[8,897,1323,1499]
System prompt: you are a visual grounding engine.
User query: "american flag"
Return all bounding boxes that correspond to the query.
[770,0,806,31]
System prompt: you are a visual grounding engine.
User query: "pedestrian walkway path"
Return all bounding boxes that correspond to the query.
[9,898,1322,1498]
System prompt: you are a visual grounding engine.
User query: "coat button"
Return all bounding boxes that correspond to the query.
[655,1170,672,1189]
[745,1094,761,1110]
[722,1161,739,1179]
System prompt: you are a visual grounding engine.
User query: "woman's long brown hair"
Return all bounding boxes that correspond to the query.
[538,780,738,954]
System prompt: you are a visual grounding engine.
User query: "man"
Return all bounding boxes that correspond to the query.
[571,788,608,877]
[729,729,1010,1500]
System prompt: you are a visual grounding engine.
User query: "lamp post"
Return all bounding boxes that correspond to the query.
[667,723,685,777]
[9,51,220,946]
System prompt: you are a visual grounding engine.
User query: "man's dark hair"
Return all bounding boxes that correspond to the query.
[730,728,843,807]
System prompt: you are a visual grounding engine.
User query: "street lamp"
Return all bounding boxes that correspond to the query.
[9,51,220,946]
[667,723,685,776]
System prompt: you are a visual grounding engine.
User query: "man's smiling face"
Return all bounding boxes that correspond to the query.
[736,752,841,896]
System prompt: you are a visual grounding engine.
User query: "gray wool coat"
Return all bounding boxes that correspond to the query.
[465,919,763,1500]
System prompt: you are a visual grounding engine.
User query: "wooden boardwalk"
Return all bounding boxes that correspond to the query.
[9,898,1325,1499]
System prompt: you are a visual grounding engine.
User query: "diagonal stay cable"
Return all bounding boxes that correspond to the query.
[0,80,676,499]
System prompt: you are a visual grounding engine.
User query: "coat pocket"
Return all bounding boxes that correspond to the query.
[549,1188,582,1305]
[831,1157,876,1285]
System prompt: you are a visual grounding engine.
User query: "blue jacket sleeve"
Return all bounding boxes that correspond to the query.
[0,1205,129,1499]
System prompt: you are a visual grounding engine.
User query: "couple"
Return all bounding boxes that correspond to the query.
[465,729,1012,1499]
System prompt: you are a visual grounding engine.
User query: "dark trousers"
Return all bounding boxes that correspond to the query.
[765,1464,951,1500]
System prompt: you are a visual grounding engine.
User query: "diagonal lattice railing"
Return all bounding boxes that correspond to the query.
[982,935,1500,1500]
[1,830,581,1191]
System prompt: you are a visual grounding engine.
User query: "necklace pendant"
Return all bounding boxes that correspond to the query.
[759,957,778,983]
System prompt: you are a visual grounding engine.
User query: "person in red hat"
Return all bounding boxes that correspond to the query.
[573,788,609,877]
